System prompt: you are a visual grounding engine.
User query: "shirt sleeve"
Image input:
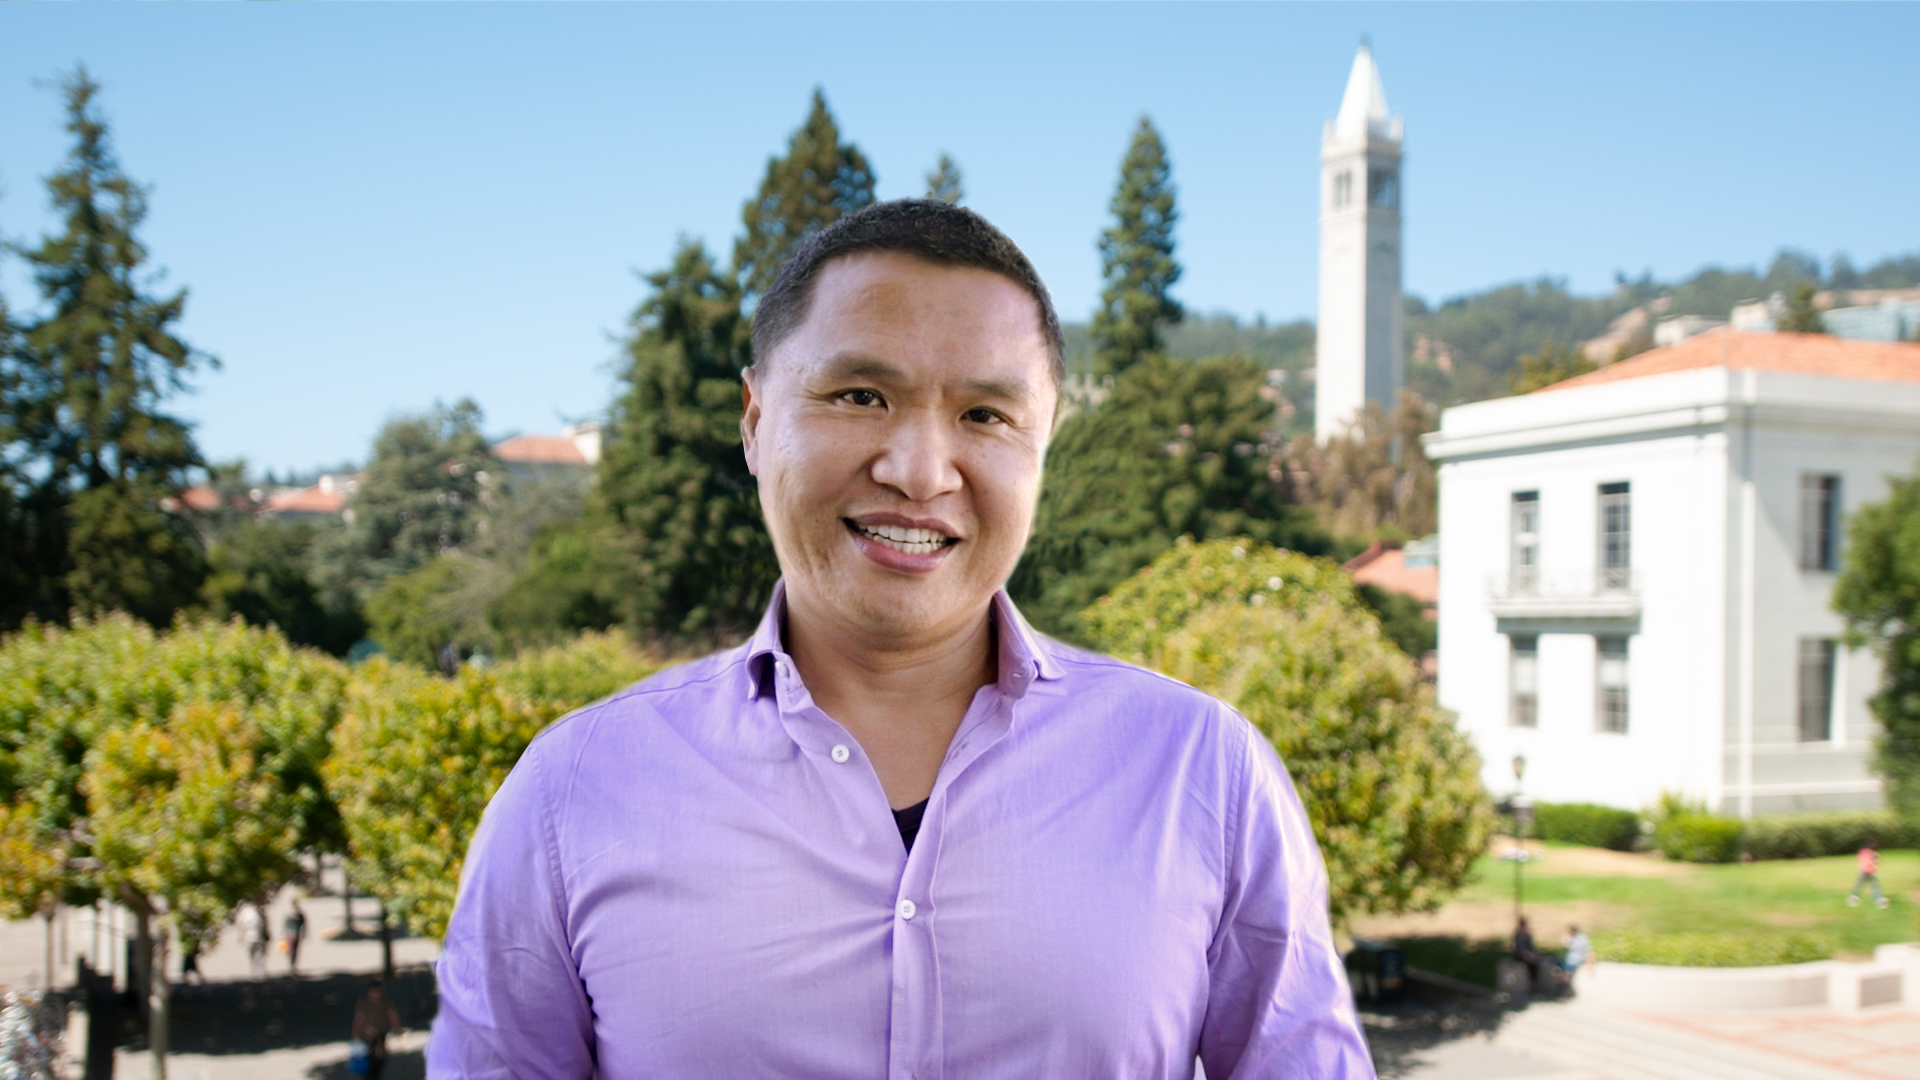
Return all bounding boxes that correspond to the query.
[427,735,596,1079]
[1198,715,1376,1079]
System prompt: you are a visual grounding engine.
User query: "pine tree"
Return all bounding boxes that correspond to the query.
[1011,354,1330,637]
[925,153,964,205]
[732,89,876,301]
[1777,281,1828,334]
[592,240,778,641]
[1091,116,1183,377]
[12,68,210,626]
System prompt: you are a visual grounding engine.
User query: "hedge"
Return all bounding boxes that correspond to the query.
[1593,930,1831,967]
[1530,802,1641,851]
[1653,811,1745,863]
[1742,809,1919,861]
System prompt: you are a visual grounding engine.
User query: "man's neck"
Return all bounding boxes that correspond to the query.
[782,591,998,808]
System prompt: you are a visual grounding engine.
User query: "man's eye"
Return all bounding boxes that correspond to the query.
[964,408,1005,425]
[841,389,885,408]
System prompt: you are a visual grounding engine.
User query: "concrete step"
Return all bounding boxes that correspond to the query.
[1496,1004,1866,1080]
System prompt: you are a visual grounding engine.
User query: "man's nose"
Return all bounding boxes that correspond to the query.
[870,413,963,502]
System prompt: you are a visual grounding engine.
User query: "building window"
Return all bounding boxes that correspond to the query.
[1367,166,1399,210]
[1596,637,1629,734]
[1511,491,1540,594]
[1800,474,1841,571]
[1332,170,1354,209]
[1597,482,1631,590]
[1510,635,1538,728]
[1798,638,1837,742]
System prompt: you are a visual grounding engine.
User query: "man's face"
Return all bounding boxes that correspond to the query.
[743,251,1056,644]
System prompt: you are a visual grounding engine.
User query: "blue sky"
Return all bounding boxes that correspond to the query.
[2,3,1915,474]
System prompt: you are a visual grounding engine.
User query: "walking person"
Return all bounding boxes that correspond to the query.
[238,902,269,980]
[282,897,308,974]
[351,978,403,1078]
[1849,837,1889,909]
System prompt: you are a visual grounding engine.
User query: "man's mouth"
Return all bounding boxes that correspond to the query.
[847,520,958,556]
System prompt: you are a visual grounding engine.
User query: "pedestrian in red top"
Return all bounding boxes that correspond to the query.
[1849,836,1888,909]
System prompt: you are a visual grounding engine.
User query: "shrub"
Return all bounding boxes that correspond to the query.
[1532,802,1641,851]
[1080,538,1495,920]
[1743,809,1919,860]
[1593,930,1831,967]
[1654,812,1745,863]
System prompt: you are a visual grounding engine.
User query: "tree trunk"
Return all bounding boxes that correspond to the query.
[342,863,354,936]
[148,926,169,1079]
[378,901,394,982]
[44,906,56,992]
[128,900,152,1024]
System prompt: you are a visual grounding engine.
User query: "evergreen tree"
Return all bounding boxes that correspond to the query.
[1011,354,1330,637]
[9,68,210,626]
[310,399,491,609]
[924,153,964,205]
[1091,116,1182,377]
[1777,281,1828,334]
[732,89,876,301]
[593,239,777,642]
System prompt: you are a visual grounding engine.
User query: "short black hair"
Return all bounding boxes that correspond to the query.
[749,199,1065,387]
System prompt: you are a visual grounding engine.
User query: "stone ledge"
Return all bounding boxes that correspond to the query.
[1573,944,1919,1014]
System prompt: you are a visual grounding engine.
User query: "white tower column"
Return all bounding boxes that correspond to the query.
[1316,43,1405,442]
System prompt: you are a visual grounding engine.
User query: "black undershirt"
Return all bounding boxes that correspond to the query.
[892,799,930,853]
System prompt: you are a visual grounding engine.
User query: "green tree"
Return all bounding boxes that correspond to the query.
[591,240,778,642]
[488,523,619,653]
[1777,280,1828,334]
[1012,354,1330,638]
[311,399,491,609]
[1079,539,1494,919]
[732,89,876,300]
[0,615,346,1074]
[924,153,964,205]
[1508,340,1597,395]
[1284,390,1439,541]
[365,554,499,673]
[1833,463,1920,831]
[325,635,660,942]
[201,517,366,655]
[1091,116,1182,377]
[8,68,211,627]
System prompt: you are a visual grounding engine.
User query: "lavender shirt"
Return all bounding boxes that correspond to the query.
[428,585,1372,1079]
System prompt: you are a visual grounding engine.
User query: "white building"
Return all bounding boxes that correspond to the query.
[1315,44,1405,442]
[1425,331,1920,816]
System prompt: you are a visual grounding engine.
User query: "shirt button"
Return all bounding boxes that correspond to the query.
[897,899,917,921]
[830,744,851,763]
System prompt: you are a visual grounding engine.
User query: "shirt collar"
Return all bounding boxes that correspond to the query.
[743,580,1063,702]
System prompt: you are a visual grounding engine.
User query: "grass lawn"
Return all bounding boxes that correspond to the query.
[1357,845,1919,985]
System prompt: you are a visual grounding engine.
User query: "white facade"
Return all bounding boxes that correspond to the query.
[1315,45,1405,442]
[1426,350,1920,816]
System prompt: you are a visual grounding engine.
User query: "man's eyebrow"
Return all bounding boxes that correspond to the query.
[817,354,1039,403]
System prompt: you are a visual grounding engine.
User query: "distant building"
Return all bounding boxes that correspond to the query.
[492,422,602,484]
[1426,330,1920,816]
[1653,315,1726,348]
[1344,537,1438,611]
[1823,297,1920,343]
[263,473,359,520]
[1316,43,1405,442]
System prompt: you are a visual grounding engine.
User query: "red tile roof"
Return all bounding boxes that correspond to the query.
[1342,542,1439,606]
[494,434,590,465]
[1544,330,1920,393]
[265,486,347,514]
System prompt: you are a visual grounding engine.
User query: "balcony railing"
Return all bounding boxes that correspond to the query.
[1487,570,1642,619]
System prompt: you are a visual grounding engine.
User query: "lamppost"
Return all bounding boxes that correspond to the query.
[1511,754,1531,918]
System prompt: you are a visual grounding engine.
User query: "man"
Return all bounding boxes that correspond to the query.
[238,902,268,981]
[1561,924,1593,977]
[1512,915,1541,986]
[353,978,404,1079]
[283,897,307,975]
[428,201,1371,1077]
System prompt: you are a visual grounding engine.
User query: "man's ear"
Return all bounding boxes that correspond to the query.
[741,369,762,477]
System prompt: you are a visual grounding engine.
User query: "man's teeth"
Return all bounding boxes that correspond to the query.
[857,523,951,554]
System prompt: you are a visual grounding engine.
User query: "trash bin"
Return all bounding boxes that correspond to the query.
[1345,939,1405,1006]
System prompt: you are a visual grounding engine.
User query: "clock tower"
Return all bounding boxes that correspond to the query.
[1316,43,1405,442]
